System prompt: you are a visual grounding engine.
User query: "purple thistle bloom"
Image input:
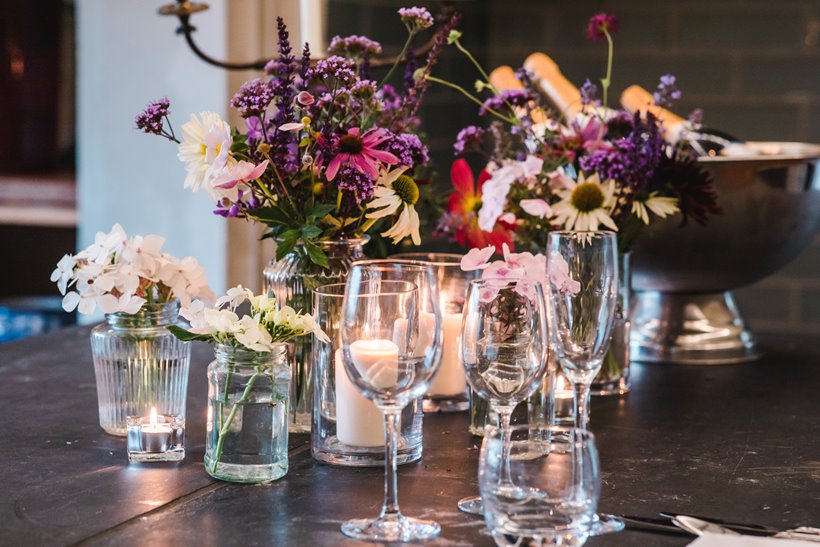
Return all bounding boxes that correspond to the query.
[398,7,435,32]
[135,97,171,136]
[453,125,485,155]
[479,89,532,116]
[586,13,619,42]
[579,79,600,107]
[230,79,275,118]
[328,35,382,58]
[336,165,376,204]
[653,73,682,108]
[313,55,357,86]
[385,133,429,168]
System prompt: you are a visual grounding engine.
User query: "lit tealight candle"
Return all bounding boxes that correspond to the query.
[139,407,173,453]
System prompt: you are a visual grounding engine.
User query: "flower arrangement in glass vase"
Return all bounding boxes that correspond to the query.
[136,7,459,265]
[430,12,722,394]
[171,287,327,482]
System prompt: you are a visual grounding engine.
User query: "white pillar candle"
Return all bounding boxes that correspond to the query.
[428,311,467,396]
[393,311,437,359]
[334,348,385,447]
[350,339,399,389]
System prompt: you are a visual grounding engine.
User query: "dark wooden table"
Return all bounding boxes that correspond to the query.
[2,326,818,546]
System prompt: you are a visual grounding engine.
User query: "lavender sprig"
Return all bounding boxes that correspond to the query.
[135,98,178,143]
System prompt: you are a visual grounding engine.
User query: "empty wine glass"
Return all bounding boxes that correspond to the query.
[458,279,549,515]
[480,425,601,546]
[339,278,442,542]
[545,231,618,431]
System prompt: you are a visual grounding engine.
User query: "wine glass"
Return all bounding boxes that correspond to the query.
[545,231,618,431]
[458,279,549,515]
[480,425,601,546]
[339,279,442,542]
[391,252,478,412]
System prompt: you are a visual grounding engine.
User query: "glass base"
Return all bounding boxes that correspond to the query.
[128,448,184,463]
[341,514,440,542]
[589,514,625,535]
[590,376,631,396]
[289,411,312,434]
[423,394,469,413]
[102,425,126,437]
[457,495,483,515]
[204,456,287,483]
[312,435,422,467]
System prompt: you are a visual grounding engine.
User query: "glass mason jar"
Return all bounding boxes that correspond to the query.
[311,283,423,466]
[592,252,632,396]
[205,343,291,483]
[263,237,368,433]
[90,301,190,437]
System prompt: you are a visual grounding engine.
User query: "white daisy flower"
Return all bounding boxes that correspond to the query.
[551,172,618,231]
[631,193,679,224]
[177,111,236,195]
[365,166,422,245]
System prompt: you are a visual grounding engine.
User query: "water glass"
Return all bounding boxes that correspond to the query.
[480,425,600,546]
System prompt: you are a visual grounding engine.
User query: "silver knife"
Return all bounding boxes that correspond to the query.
[673,515,741,536]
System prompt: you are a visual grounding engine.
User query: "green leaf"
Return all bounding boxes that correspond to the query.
[304,240,330,269]
[275,228,300,260]
[167,325,213,342]
[306,203,335,221]
[301,225,322,239]
[251,206,293,226]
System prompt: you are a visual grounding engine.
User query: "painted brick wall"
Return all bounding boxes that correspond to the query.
[327,0,820,334]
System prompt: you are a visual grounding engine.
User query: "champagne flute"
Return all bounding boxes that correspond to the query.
[545,231,618,431]
[458,279,548,515]
[339,279,442,542]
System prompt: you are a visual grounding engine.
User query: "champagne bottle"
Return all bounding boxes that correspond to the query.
[523,53,583,119]
[620,85,755,157]
[487,65,549,124]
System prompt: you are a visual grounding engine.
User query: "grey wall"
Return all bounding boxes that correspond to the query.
[328,0,820,335]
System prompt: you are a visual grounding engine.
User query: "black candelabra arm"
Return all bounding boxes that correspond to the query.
[158,0,460,71]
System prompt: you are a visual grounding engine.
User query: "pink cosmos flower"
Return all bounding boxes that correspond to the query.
[460,245,495,271]
[212,160,269,201]
[548,251,581,296]
[325,128,398,182]
[520,199,552,219]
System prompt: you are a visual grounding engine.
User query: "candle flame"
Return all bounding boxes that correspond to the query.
[149,406,158,426]
[556,374,566,390]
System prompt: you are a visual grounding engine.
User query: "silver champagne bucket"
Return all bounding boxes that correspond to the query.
[630,142,820,364]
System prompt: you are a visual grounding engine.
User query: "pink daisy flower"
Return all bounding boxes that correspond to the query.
[324,128,398,182]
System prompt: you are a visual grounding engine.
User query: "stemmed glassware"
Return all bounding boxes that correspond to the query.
[339,278,443,542]
[458,279,549,515]
[479,425,601,546]
[545,231,618,431]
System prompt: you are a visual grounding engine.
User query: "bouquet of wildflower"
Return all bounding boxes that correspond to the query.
[51,224,213,315]
[137,8,461,267]
[170,285,328,352]
[431,12,721,254]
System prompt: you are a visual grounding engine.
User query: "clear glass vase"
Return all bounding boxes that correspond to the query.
[205,343,291,483]
[263,237,368,433]
[90,302,190,437]
[310,283,422,466]
[592,251,632,396]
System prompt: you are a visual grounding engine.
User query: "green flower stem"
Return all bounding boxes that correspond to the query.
[453,38,520,119]
[379,32,416,88]
[601,29,614,109]
[211,365,264,474]
[424,75,519,124]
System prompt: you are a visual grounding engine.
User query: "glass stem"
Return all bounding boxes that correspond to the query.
[496,405,514,486]
[380,409,402,519]
[573,381,590,431]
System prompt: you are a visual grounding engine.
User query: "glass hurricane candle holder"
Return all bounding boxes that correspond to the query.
[391,252,478,413]
[311,283,422,467]
[205,343,291,483]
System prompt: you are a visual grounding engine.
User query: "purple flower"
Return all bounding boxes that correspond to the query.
[402,48,418,92]
[328,35,382,58]
[653,73,682,108]
[479,89,532,117]
[377,84,402,111]
[351,79,376,100]
[579,79,600,106]
[336,165,376,204]
[398,7,434,32]
[230,79,275,118]
[313,55,357,86]
[135,97,171,137]
[453,125,485,155]
[385,133,429,168]
[688,108,704,126]
[406,11,462,117]
[270,17,298,173]
[299,42,311,90]
[586,13,619,42]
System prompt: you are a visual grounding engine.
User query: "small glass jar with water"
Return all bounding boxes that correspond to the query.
[205,343,291,483]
